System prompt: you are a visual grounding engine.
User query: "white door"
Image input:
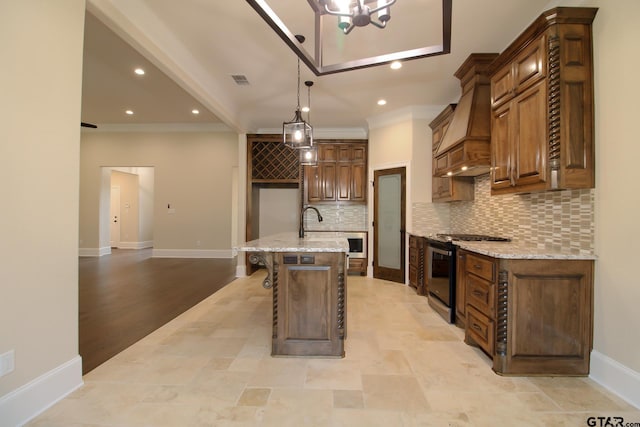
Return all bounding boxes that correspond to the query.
[110,186,121,248]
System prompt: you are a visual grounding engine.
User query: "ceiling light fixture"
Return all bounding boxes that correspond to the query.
[134,68,145,75]
[377,99,387,106]
[390,61,402,70]
[283,43,313,150]
[323,0,396,35]
[192,109,200,115]
[300,81,318,165]
[246,0,451,75]
[125,110,134,115]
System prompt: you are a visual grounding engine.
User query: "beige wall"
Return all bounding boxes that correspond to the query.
[0,0,84,397]
[588,0,640,374]
[80,131,238,252]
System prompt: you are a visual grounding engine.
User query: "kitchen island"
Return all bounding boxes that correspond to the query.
[236,233,349,358]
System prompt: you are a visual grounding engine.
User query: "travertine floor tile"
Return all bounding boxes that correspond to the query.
[26,274,639,427]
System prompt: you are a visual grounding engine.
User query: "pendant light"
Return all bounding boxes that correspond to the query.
[283,53,313,149]
[299,80,318,165]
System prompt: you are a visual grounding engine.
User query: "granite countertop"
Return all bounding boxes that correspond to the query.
[408,231,596,260]
[455,241,596,260]
[235,232,349,253]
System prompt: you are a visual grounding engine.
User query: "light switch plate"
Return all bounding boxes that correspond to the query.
[0,350,15,377]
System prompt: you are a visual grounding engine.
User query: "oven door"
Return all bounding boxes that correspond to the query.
[427,245,453,306]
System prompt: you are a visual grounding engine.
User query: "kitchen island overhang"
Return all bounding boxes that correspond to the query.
[236,232,349,358]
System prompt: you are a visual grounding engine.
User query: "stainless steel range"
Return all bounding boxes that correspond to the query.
[426,233,510,323]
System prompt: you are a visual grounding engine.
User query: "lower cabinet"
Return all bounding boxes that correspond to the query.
[348,257,367,276]
[460,249,594,375]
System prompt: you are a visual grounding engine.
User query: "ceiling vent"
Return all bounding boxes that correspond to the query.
[231,74,250,86]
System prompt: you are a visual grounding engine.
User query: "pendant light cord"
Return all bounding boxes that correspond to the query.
[296,58,301,110]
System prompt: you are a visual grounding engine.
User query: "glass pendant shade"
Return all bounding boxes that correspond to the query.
[299,145,318,165]
[283,109,313,149]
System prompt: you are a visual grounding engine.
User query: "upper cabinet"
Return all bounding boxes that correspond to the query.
[489,7,597,195]
[433,53,499,179]
[305,141,367,203]
[430,104,474,202]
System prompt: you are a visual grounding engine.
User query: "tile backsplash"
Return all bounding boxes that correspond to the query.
[307,203,368,231]
[413,174,594,254]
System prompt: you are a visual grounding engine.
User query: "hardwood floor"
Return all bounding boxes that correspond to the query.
[79,248,236,374]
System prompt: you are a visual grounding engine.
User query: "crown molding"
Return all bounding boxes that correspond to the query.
[255,127,368,139]
[81,123,233,133]
[366,105,445,130]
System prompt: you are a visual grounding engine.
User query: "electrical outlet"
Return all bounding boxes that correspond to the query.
[0,350,15,377]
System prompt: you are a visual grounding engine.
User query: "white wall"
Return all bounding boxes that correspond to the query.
[0,1,84,423]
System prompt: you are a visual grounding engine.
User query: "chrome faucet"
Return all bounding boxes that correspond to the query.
[299,206,323,238]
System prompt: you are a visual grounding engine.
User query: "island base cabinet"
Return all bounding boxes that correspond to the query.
[493,259,594,376]
[272,252,346,358]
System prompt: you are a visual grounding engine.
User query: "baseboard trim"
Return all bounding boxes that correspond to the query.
[117,240,153,249]
[235,264,247,277]
[590,350,640,409]
[151,249,234,259]
[78,246,111,257]
[0,355,83,427]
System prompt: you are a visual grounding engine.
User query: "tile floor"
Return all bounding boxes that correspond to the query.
[28,274,639,426]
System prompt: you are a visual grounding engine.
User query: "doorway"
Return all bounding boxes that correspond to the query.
[373,167,406,283]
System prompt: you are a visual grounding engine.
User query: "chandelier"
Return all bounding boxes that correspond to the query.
[322,0,397,34]
[283,55,313,149]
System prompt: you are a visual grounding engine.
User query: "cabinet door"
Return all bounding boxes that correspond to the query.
[337,146,351,162]
[350,163,366,202]
[512,81,547,188]
[305,165,322,202]
[321,163,337,201]
[336,163,351,201]
[320,144,336,161]
[491,102,513,190]
[352,145,366,162]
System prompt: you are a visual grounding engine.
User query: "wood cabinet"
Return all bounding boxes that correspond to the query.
[489,7,597,195]
[455,250,467,328]
[430,104,474,202]
[460,249,594,376]
[272,251,347,357]
[305,141,367,203]
[348,257,366,276]
[408,234,426,295]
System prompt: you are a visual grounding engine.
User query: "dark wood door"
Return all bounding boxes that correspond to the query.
[373,167,406,283]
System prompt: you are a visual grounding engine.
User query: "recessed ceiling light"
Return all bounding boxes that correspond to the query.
[134,68,145,75]
[125,110,134,115]
[301,106,310,113]
[192,109,200,115]
[377,99,387,106]
[390,61,402,70]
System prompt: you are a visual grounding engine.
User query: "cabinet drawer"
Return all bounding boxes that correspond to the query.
[348,258,366,276]
[465,253,495,282]
[467,274,495,318]
[466,305,494,355]
[409,264,418,288]
[409,235,419,248]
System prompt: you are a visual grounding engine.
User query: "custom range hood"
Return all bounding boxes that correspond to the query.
[433,53,499,177]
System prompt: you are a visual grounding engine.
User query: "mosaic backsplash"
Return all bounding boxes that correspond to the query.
[413,174,595,254]
[307,204,368,231]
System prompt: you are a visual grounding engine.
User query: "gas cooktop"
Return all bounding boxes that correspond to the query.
[434,233,511,242]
